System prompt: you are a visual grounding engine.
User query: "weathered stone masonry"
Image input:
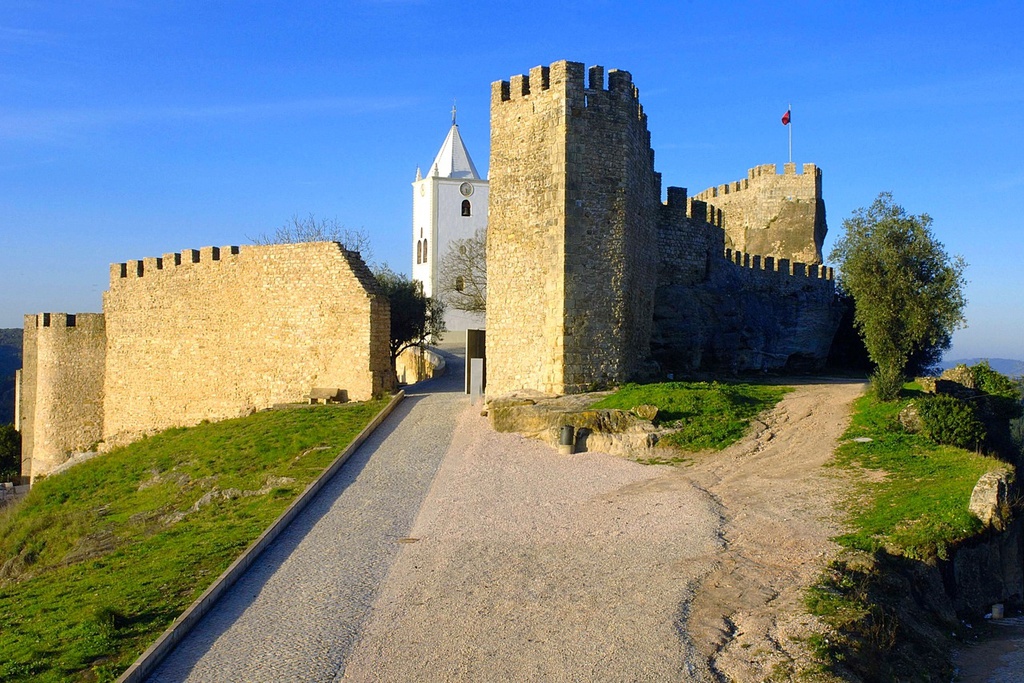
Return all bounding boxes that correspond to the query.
[486,60,842,397]
[20,241,392,481]
[488,62,660,395]
[693,163,826,266]
[19,313,106,479]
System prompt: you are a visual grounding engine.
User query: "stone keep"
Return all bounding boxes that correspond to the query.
[692,163,827,265]
[486,60,841,397]
[488,61,660,396]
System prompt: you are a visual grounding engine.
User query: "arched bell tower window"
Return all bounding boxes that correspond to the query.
[455,275,465,292]
[461,199,471,217]
[416,240,422,264]
[423,238,428,262]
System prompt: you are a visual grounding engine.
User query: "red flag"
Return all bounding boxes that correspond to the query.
[781,109,791,125]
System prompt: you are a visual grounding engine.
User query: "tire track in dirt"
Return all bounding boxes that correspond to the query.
[682,379,866,681]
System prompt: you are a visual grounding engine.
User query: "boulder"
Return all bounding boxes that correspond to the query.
[969,469,1013,531]
[898,402,922,433]
[488,394,659,457]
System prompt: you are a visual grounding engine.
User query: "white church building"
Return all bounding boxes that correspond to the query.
[411,111,488,332]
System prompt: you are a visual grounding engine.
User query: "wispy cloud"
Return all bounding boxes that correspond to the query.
[0,24,61,46]
[0,95,421,143]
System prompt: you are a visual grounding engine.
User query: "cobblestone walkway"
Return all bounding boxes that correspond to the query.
[147,349,465,683]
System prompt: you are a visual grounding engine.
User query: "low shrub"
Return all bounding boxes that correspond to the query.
[870,367,905,402]
[916,394,986,451]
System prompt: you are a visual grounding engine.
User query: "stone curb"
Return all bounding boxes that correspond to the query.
[116,391,406,683]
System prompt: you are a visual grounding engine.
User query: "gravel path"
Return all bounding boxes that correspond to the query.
[147,350,467,683]
[340,379,864,682]
[341,406,724,682]
[147,362,863,682]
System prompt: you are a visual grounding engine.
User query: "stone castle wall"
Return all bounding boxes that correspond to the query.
[19,313,106,481]
[657,189,725,287]
[487,62,571,395]
[487,60,841,396]
[692,163,826,265]
[654,187,839,374]
[102,242,392,444]
[19,241,391,480]
[487,60,659,395]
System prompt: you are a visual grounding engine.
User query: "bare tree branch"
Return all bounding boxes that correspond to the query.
[249,213,373,263]
[437,228,486,313]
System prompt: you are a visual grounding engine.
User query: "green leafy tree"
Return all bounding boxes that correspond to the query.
[829,193,967,400]
[373,265,445,372]
[0,423,20,482]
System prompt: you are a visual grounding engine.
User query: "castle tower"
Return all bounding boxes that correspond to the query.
[411,108,489,331]
[692,163,827,265]
[487,61,661,396]
[19,312,106,483]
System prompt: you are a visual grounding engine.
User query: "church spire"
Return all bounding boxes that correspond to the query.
[429,108,480,180]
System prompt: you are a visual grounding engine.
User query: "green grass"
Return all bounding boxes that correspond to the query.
[805,385,1011,681]
[0,400,387,682]
[590,380,791,451]
[831,388,1006,560]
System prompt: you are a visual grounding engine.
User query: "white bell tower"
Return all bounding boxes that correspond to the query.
[412,106,488,331]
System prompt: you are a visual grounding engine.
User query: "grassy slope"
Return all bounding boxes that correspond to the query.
[831,389,1006,559]
[0,400,386,682]
[590,380,790,451]
[806,387,1009,681]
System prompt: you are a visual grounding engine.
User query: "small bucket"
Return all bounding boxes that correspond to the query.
[558,425,575,455]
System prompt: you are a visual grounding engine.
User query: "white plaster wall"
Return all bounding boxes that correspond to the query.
[411,175,489,331]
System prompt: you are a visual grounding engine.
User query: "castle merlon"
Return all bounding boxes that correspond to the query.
[494,61,641,106]
[724,248,834,281]
[110,245,243,283]
[693,163,821,202]
[29,312,104,328]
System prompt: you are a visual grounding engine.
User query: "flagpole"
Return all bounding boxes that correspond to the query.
[788,102,792,164]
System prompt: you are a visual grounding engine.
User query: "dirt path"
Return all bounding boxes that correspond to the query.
[684,380,866,680]
[341,379,865,681]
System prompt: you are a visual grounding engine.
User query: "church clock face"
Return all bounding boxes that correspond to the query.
[459,182,474,197]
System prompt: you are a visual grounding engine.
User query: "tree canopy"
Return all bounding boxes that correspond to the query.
[373,265,445,371]
[0,423,20,482]
[829,193,967,400]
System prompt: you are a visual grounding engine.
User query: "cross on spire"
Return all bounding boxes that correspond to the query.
[451,100,457,126]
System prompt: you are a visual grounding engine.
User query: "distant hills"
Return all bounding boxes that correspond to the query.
[940,357,1024,378]
[0,328,22,425]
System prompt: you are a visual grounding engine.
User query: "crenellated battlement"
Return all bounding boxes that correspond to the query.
[688,161,826,266]
[492,60,647,123]
[724,248,834,282]
[110,245,242,283]
[692,163,821,203]
[29,312,105,329]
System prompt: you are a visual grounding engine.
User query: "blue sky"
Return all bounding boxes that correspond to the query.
[2,1,1022,360]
